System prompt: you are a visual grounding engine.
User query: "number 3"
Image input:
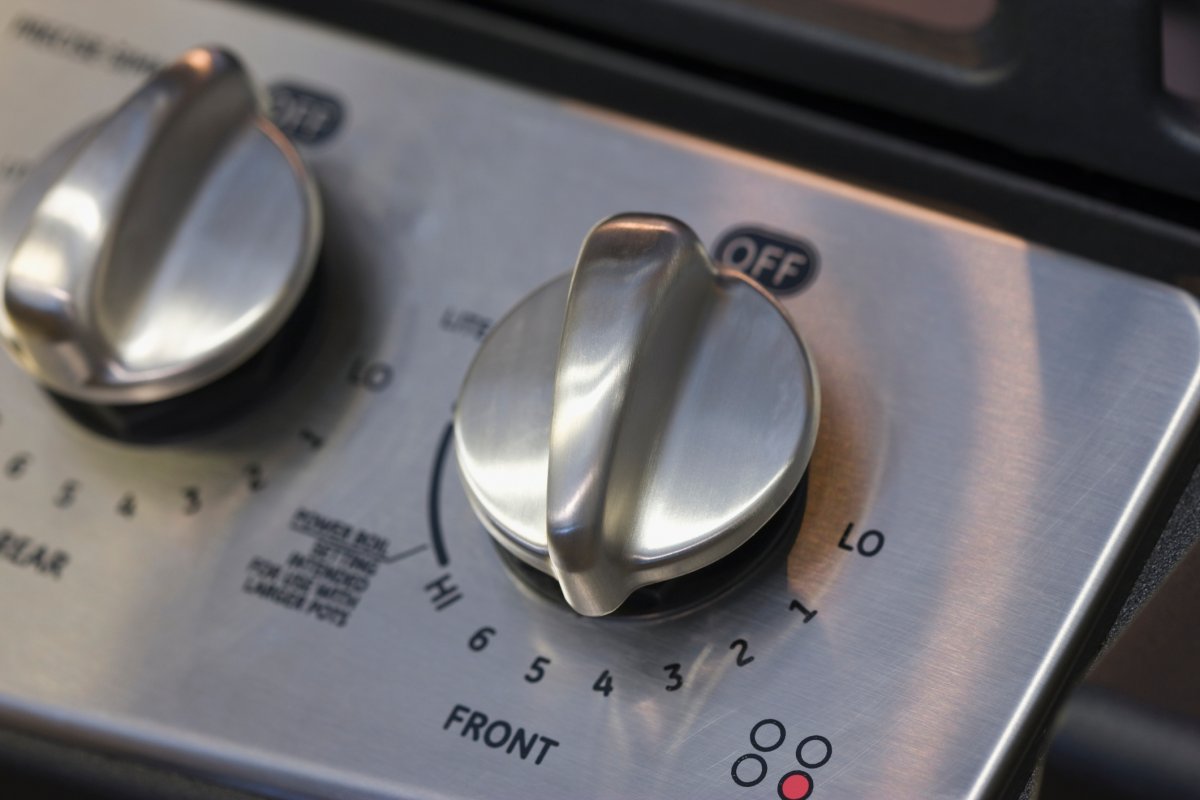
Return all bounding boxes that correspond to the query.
[663,663,683,692]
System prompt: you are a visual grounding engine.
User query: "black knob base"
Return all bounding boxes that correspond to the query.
[495,473,809,619]
[46,267,324,443]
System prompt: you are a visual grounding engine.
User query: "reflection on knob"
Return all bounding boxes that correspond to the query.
[455,214,819,617]
[0,47,320,405]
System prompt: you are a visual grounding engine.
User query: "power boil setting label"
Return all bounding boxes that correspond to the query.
[243,507,425,627]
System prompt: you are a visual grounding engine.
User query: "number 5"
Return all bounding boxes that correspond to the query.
[525,655,551,684]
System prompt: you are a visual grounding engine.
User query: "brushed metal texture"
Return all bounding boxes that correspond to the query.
[0,46,320,404]
[454,214,819,616]
[0,2,1196,799]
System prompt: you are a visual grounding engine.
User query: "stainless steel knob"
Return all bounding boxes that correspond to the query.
[455,214,819,616]
[0,47,320,405]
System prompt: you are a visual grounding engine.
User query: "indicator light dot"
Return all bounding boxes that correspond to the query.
[778,770,813,800]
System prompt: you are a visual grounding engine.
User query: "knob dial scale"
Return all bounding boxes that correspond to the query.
[0,4,1199,800]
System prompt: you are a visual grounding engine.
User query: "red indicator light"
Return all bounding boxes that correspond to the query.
[777,769,813,800]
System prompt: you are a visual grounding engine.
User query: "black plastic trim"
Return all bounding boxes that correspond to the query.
[474,0,1200,206]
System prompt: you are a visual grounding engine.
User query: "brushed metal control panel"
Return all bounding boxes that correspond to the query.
[1,1,1198,798]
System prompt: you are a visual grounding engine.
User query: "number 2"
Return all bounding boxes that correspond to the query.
[53,480,79,509]
[117,493,136,518]
[730,638,755,667]
[4,452,29,479]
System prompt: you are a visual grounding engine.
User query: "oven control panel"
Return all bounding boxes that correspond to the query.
[0,2,1198,798]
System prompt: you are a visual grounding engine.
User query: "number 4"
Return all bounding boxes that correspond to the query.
[593,669,613,697]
